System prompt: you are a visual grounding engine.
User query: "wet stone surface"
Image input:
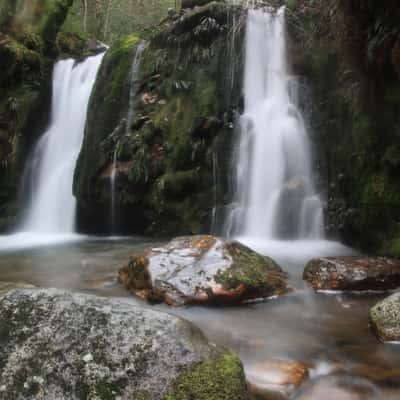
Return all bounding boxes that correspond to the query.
[370,291,400,342]
[246,359,309,400]
[119,235,289,306]
[303,257,400,291]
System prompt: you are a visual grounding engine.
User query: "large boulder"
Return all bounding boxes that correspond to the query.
[0,288,249,399]
[370,292,400,342]
[303,257,400,291]
[119,235,288,306]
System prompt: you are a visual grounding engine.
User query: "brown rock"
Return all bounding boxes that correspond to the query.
[118,235,288,306]
[303,257,400,291]
[246,359,309,400]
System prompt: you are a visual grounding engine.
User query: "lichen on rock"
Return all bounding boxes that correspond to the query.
[370,292,400,342]
[0,288,249,399]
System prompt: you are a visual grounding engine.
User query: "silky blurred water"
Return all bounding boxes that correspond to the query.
[0,236,399,396]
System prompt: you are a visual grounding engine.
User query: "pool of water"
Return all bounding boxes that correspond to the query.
[0,236,399,397]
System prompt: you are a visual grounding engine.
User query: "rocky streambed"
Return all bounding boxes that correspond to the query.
[0,236,400,399]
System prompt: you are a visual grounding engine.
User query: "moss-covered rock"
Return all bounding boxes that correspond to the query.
[0,288,249,399]
[165,353,247,400]
[75,2,245,235]
[370,291,400,342]
[118,235,288,306]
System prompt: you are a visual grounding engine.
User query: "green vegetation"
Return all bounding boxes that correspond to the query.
[216,243,281,291]
[74,1,245,235]
[62,0,180,44]
[165,353,248,400]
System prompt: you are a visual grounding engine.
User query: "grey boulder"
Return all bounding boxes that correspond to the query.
[0,288,248,399]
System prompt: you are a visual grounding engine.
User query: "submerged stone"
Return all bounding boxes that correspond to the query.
[370,292,400,342]
[303,257,400,291]
[292,375,383,400]
[118,235,288,306]
[246,359,309,400]
[0,288,249,399]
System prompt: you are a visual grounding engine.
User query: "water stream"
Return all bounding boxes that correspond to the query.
[0,5,399,399]
[0,237,398,398]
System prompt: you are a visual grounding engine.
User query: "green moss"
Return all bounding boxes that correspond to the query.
[134,392,151,400]
[36,0,73,47]
[387,237,400,258]
[95,380,122,400]
[215,243,281,290]
[362,173,400,204]
[107,35,141,97]
[157,170,198,197]
[165,353,248,400]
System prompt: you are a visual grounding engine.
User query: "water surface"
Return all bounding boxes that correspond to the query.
[0,237,399,397]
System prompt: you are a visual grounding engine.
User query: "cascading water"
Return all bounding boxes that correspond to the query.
[126,42,145,135]
[109,43,144,234]
[22,53,104,234]
[110,147,118,234]
[225,7,324,241]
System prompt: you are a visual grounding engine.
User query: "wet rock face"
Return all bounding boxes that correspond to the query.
[370,292,400,342]
[292,375,383,400]
[119,235,288,306]
[74,2,245,235]
[182,0,216,8]
[0,288,249,399]
[303,257,400,291]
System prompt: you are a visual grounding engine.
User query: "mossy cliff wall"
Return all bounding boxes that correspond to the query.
[74,2,245,235]
[287,0,400,254]
[0,0,74,230]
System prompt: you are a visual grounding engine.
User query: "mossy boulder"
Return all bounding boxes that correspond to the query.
[370,292,400,342]
[74,2,245,235]
[0,288,249,399]
[303,257,400,291]
[119,235,288,306]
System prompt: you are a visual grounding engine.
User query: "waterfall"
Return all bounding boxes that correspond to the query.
[110,147,118,235]
[109,43,145,234]
[126,42,145,135]
[21,53,104,234]
[225,7,324,240]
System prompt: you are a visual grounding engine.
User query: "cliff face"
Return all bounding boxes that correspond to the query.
[74,2,245,235]
[0,0,74,230]
[287,0,400,254]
